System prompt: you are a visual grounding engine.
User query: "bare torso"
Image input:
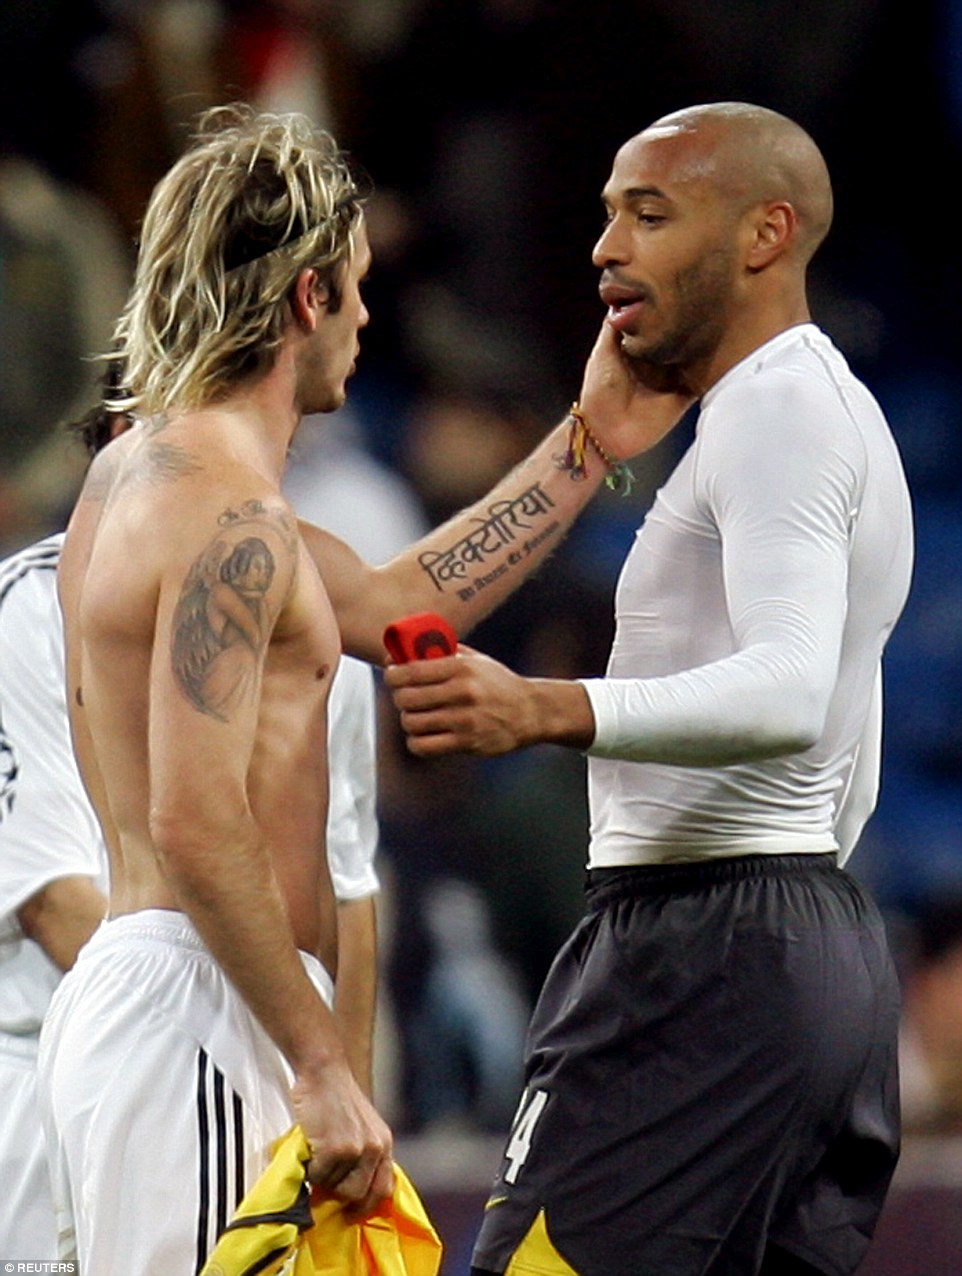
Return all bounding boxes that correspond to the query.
[60,418,341,972]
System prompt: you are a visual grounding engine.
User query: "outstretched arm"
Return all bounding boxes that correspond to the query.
[386,378,860,769]
[307,322,694,664]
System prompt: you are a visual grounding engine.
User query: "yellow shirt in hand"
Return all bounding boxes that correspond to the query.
[200,1126,443,1276]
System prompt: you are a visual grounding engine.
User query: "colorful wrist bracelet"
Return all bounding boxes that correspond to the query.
[562,402,635,496]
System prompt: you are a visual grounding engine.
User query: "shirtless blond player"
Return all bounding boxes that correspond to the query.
[37,105,690,1271]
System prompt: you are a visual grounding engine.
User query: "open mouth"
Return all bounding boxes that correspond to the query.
[599,279,650,332]
[604,296,648,333]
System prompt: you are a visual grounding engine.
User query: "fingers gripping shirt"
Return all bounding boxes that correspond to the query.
[199,1124,442,1276]
[580,325,913,866]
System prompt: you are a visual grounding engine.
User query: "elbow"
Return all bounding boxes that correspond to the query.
[149,800,193,858]
[760,689,829,757]
[16,889,46,945]
[147,808,199,886]
[148,798,249,886]
[769,723,821,757]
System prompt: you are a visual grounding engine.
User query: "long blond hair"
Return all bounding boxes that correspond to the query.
[112,104,364,415]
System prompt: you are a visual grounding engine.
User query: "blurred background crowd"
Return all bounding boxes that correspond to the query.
[3,0,962,1156]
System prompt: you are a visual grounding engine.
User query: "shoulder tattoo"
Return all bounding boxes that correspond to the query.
[79,425,202,505]
[170,503,298,722]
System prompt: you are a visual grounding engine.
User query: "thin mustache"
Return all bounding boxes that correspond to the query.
[599,270,652,303]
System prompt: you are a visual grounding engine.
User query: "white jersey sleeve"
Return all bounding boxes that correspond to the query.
[581,367,855,763]
[0,535,108,1033]
[0,536,107,916]
[326,656,380,901]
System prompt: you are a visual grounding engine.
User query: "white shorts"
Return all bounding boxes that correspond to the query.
[36,909,333,1274]
[0,1033,58,1259]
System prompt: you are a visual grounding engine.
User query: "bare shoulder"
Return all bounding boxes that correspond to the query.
[73,417,201,510]
[157,447,302,623]
[72,416,302,641]
[173,493,301,607]
[89,416,298,568]
[59,428,141,617]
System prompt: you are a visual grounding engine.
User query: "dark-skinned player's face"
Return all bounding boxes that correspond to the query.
[594,129,741,369]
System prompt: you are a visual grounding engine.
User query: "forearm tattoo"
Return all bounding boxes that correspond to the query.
[417,482,560,601]
[171,501,296,721]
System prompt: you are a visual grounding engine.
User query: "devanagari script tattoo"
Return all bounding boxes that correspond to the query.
[417,482,560,601]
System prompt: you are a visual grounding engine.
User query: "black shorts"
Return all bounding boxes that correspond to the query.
[470,853,900,1276]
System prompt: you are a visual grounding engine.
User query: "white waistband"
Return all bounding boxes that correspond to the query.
[85,908,334,1004]
[93,908,210,952]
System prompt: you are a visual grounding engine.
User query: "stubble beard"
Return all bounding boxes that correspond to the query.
[621,245,736,372]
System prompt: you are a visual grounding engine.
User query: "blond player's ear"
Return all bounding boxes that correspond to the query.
[291,268,330,329]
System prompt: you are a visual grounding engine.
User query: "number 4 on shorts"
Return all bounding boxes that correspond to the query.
[504,1087,548,1184]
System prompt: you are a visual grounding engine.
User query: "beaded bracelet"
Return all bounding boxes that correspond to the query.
[561,402,635,496]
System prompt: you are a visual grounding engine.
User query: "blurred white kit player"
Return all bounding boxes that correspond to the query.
[0,533,107,1259]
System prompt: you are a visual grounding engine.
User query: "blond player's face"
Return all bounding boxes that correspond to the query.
[304,219,372,413]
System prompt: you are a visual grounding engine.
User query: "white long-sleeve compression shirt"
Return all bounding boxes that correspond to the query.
[580,324,913,867]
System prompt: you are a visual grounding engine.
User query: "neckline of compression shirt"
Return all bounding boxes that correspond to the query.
[701,322,822,412]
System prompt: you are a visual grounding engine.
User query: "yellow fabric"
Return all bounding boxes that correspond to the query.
[200,1126,442,1276]
[504,1208,579,1276]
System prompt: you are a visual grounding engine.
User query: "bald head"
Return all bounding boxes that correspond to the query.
[595,102,833,385]
[637,102,833,264]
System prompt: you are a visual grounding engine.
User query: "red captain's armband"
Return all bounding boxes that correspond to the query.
[383,613,458,663]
